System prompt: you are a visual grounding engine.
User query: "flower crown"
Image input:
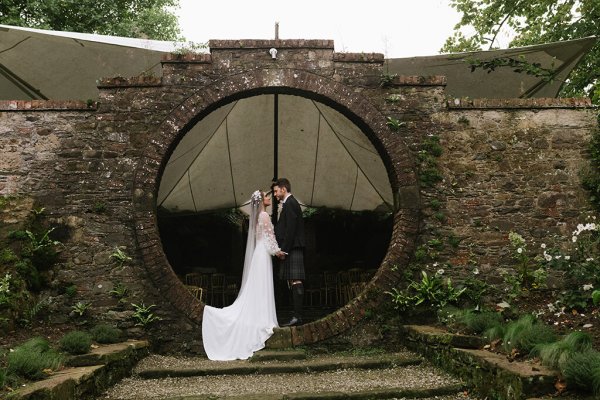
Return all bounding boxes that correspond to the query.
[250,190,262,205]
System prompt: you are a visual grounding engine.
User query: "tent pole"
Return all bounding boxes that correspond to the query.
[272,94,279,225]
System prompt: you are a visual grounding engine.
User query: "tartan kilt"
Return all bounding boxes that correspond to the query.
[279,248,305,280]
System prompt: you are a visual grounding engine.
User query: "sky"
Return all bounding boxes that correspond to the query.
[175,0,469,58]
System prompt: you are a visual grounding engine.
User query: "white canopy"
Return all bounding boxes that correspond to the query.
[157,94,393,213]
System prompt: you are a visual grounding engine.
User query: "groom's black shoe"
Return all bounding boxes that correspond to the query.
[282,317,302,327]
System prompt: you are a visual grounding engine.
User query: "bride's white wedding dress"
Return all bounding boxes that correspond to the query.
[202,211,280,361]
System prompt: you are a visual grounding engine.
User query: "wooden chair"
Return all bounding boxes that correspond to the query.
[347,268,364,298]
[185,272,203,287]
[304,274,322,306]
[321,271,338,306]
[184,285,204,301]
[223,276,239,306]
[210,273,225,307]
[337,271,351,304]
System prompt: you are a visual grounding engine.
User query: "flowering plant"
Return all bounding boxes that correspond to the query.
[537,216,600,310]
[0,273,11,306]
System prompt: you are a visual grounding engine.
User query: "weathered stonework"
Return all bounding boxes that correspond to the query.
[0,39,597,352]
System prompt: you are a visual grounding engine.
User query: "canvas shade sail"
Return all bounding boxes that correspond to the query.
[157,94,393,213]
[386,36,598,99]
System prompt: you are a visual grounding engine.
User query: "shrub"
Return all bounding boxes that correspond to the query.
[456,310,503,334]
[59,331,92,355]
[533,332,593,370]
[7,337,63,380]
[90,324,122,344]
[484,324,506,341]
[502,315,556,354]
[561,350,600,394]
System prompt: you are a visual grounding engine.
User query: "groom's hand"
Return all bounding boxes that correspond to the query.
[276,251,286,260]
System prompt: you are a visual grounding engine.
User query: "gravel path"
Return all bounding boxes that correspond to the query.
[101,363,467,399]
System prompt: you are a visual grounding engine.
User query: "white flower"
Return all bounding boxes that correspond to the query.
[583,284,594,291]
[517,247,523,254]
[565,255,571,260]
[497,301,511,309]
[433,262,439,267]
[586,258,594,262]
[436,269,445,275]
[554,255,562,260]
[472,268,480,275]
[572,236,577,243]
[547,303,556,313]
[544,254,552,262]
[540,243,546,249]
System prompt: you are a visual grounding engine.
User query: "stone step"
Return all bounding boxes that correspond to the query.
[399,325,559,400]
[249,349,307,362]
[7,340,149,400]
[102,357,468,399]
[136,352,422,379]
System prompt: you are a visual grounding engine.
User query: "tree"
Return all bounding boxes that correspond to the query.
[0,0,182,41]
[442,0,600,102]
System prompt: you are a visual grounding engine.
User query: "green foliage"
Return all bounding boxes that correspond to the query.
[455,309,503,334]
[387,270,466,312]
[561,350,600,394]
[7,338,63,380]
[443,0,600,102]
[71,301,91,317]
[110,247,132,267]
[593,290,600,305]
[65,284,77,298]
[484,324,506,341]
[59,331,92,355]
[0,0,182,41]
[15,259,42,292]
[379,73,398,88]
[109,282,129,304]
[0,248,18,264]
[90,324,123,344]
[92,202,107,213]
[385,94,402,104]
[466,56,555,81]
[23,228,60,270]
[533,331,593,370]
[24,296,51,324]
[386,117,405,131]
[502,314,556,354]
[131,302,162,327]
[461,276,489,306]
[0,273,11,306]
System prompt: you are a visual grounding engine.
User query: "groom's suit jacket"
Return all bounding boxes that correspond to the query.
[274,194,305,254]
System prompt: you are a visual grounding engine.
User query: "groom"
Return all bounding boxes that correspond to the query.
[272,178,305,327]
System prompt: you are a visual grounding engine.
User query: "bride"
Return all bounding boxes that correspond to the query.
[202,190,283,360]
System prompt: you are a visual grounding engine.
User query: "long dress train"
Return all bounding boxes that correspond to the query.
[202,211,280,360]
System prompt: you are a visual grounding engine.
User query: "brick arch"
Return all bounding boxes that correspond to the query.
[132,68,420,345]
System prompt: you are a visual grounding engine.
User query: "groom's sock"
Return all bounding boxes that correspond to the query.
[292,282,304,321]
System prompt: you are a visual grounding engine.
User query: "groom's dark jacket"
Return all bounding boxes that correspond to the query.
[274,194,305,254]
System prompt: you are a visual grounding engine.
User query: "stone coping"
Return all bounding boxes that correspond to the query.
[161,53,212,63]
[447,97,593,109]
[7,340,149,400]
[333,52,385,63]
[97,76,163,88]
[208,39,334,50]
[0,100,96,111]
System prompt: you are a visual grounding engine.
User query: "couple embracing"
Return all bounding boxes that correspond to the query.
[202,178,305,361]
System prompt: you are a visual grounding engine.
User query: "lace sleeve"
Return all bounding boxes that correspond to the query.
[258,212,281,256]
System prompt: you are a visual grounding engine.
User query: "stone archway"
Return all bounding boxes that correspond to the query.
[132,68,420,345]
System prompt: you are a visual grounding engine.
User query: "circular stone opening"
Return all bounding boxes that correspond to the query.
[156,93,394,323]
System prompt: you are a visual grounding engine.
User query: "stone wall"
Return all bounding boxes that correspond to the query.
[0,39,597,351]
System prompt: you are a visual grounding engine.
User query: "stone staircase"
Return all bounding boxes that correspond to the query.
[98,348,471,400]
